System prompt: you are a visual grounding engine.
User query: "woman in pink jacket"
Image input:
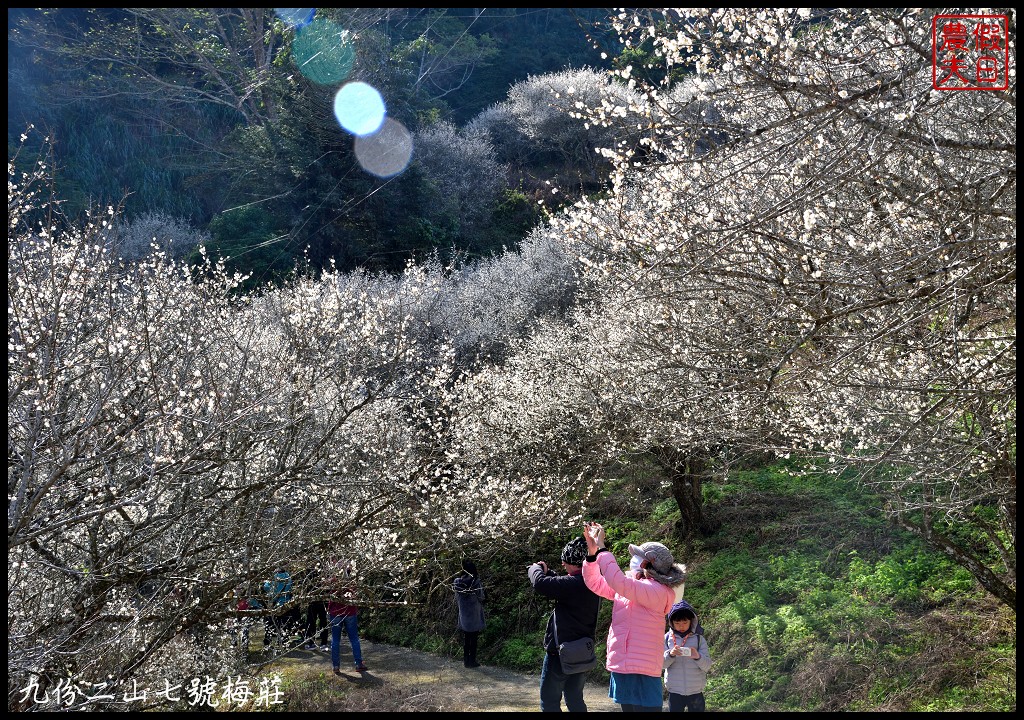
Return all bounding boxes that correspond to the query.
[583,521,687,712]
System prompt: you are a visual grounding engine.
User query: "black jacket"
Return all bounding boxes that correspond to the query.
[528,564,601,654]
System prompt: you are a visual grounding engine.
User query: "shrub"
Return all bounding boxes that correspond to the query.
[847,545,977,609]
[112,211,210,261]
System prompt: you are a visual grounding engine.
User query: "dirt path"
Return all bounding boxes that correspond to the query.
[275,639,620,712]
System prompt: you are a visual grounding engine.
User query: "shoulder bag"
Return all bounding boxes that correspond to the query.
[553,607,598,674]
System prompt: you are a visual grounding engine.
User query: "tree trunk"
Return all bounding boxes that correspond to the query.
[895,513,1016,610]
[655,450,720,539]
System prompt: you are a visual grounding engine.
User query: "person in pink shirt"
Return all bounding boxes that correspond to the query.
[583,521,687,712]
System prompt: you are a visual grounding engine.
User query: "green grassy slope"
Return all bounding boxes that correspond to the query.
[364,460,1016,712]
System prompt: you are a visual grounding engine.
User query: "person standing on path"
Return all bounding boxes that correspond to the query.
[328,562,367,673]
[301,565,330,651]
[583,521,687,712]
[454,559,485,668]
[528,536,602,712]
[263,566,298,648]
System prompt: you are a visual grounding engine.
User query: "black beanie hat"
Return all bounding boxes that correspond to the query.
[560,536,588,566]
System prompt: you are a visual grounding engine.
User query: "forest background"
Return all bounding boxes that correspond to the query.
[7,8,1015,712]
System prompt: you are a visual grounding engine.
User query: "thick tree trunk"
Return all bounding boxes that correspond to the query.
[655,450,720,539]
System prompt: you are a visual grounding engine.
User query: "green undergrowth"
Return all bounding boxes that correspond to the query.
[363,459,1015,711]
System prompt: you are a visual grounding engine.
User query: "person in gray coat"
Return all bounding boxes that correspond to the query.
[663,599,712,711]
[454,559,485,667]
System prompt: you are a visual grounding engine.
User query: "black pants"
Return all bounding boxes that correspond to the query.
[540,651,587,712]
[462,630,480,666]
[668,692,706,712]
[305,601,329,645]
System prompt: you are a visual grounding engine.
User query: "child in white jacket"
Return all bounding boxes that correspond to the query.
[663,599,712,711]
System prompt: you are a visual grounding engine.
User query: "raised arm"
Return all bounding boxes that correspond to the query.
[582,557,617,601]
[529,563,580,602]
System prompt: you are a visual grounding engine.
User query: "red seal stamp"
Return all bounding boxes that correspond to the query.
[932,14,1009,90]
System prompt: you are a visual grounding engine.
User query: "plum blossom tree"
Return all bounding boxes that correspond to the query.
[412,121,508,238]
[110,211,210,262]
[428,225,583,361]
[6,149,586,708]
[555,8,1014,606]
[470,68,648,184]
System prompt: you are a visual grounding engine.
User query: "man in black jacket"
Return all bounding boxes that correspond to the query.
[528,536,601,712]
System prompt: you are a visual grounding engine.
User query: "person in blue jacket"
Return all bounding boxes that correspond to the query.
[263,567,297,647]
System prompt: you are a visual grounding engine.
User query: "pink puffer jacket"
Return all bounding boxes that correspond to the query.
[583,551,682,677]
